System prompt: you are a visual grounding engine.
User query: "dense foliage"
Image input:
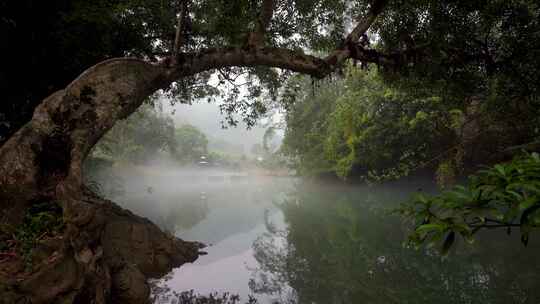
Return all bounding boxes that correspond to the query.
[0,0,374,143]
[374,0,540,102]
[400,153,540,252]
[0,201,64,270]
[277,0,540,182]
[151,289,257,304]
[5,0,538,143]
[282,67,457,180]
[0,0,180,143]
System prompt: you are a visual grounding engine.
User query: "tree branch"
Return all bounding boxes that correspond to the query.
[346,0,388,44]
[247,0,276,47]
[165,44,407,84]
[324,0,388,68]
[246,0,391,70]
[169,47,330,78]
[258,0,275,36]
[218,69,249,87]
[468,218,522,230]
[172,0,187,64]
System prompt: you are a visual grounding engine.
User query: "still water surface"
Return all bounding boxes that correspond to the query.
[111,166,540,304]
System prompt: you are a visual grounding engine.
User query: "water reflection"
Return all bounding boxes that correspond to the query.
[111,165,284,235]
[108,167,540,304]
[249,181,540,304]
[143,171,292,304]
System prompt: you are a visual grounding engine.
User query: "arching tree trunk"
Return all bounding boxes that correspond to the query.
[1,59,166,219]
[0,45,339,302]
[0,59,202,304]
[0,21,391,301]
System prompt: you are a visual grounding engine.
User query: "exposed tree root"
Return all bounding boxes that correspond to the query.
[0,188,202,304]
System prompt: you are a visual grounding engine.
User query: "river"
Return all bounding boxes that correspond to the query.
[105,165,540,304]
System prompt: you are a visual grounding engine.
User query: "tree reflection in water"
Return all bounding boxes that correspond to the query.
[119,190,210,234]
[249,181,540,304]
[161,198,210,234]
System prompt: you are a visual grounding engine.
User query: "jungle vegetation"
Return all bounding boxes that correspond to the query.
[276,0,540,250]
[1,0,540,302]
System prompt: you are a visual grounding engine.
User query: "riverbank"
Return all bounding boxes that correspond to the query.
[0,189,203,304]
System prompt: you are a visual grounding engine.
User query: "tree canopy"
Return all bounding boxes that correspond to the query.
[0,0,175,142]
[3,0,538,144]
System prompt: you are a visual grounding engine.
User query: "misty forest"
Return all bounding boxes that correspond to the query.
[1,0,540,303]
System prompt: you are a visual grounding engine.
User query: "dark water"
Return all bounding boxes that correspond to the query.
[110,167,540,304]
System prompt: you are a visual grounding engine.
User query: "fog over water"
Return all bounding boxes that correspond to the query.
[87,99,540,304]
[99,159,540,304]
[108,163,294,303]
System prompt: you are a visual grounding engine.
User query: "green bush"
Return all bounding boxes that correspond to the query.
[14,201,65,270]
[399,153,540,253]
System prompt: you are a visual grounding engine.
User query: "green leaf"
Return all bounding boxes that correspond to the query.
[519,197,537,211]
[520,205,540,227]
[416,223,445,233]
[506,190,523,201]
[414,193,430,205]
[520,183,540,194]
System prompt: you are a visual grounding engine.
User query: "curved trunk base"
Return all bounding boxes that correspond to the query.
[1,188,202,304]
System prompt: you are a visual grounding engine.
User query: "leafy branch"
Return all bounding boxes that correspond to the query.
[398,152,540,254]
